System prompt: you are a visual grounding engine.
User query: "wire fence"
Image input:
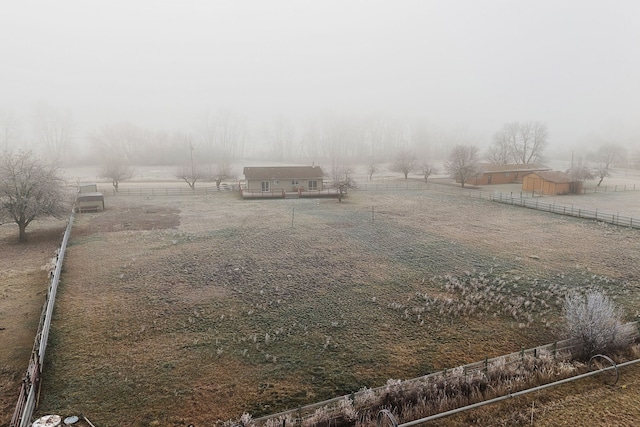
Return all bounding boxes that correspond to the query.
[253,322,640,426]
[489,192,640,229]
[10,210,75,427]
[101,185,235,196]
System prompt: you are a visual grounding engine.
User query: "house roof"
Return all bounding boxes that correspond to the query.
[243,166,324,180]
[479,163,550,174]
[529,171,573,183]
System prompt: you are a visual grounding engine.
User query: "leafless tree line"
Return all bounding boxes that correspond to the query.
[486,121,549,165]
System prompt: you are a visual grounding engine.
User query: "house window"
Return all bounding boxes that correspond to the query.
[274,180,279,185]
[261,181,270,192]
[504,172,510,177]
[292,179,299,186]
[308,180,318,190]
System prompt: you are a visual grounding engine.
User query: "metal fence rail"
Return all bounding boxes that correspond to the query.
[10,210,75,427]
[253,322,639,425]
[104,185,232,196]
[489,192,640,229]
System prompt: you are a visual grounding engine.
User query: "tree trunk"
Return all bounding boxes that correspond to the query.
[18,221,27,242]
[597,176,604,186]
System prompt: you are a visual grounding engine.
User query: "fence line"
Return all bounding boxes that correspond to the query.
[10,210,75,427]
[103,185,234,196]
[489,192,640,229]
[253,321,640,425]
[582,183,637,193]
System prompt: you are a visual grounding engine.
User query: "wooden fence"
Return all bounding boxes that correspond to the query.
[10,210,75,427]
[253,322,639,425]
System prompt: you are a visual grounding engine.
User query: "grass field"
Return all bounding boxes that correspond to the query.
[4,182,640,426]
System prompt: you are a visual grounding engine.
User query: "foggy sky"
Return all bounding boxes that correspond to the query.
[2,0,639,152]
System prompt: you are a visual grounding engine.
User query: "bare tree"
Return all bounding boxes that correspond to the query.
[329,162,357,203]
[420,161,436,183]
[564,290,632,359]
[593,144,626,186]
[366,159,380,181]
[32,103,74,163]
[391,149,416,179]
[566,159,594,182]
[90,123,139,192]
[493,121,548,164]
[100,159,134,192]
[176,164,205,190]
[484,133,511,164]
[444,145,481,188]
[209,162,234,191]
[0,151,69,242]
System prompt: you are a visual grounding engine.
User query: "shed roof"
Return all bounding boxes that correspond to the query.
[479,163,550,173]
[529,171,573,183]
[243,166,324,180]
[77,192,104,201]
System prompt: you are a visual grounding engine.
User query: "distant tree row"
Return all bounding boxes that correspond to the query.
[385,122,628,188]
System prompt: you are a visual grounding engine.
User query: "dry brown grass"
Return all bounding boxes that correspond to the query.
[5,182,640,426]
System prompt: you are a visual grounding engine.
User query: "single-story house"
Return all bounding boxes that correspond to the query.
[522,171,575,195]
[76,183,104,212]
[471,164,551,185]
[243,166,325,194]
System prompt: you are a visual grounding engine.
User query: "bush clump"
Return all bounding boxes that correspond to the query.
[563,289,633,359]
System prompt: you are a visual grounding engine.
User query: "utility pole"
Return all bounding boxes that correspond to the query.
[190,140,195,181]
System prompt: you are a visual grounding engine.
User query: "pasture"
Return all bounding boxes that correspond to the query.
[5,183,640,426]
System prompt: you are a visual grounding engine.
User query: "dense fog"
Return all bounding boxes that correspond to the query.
[1,1,639,168]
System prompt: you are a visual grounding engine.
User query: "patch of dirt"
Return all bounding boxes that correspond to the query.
[72,197,180,236]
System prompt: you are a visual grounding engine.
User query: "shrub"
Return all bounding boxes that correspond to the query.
[563,290,632,359]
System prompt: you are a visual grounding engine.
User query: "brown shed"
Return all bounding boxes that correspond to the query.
[522,171,575,195]
[471,163,550,185]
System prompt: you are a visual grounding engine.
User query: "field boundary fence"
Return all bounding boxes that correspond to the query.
[489,192,640,229]
[10,210,75,427]
[581,183,637,193]
[100,185,235,196]
[254,321,640,425]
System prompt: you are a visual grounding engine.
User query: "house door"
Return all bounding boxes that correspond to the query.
[261,181,270,192]
[487,174,492,184]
